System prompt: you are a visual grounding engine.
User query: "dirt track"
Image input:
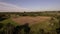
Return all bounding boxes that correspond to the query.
[11,16,51,25]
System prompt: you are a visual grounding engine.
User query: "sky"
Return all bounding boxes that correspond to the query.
[0,0,60,12]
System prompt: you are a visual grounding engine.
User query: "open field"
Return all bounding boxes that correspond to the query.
[0,0,60,34]
[0,11,60,34]
[12,16,51,25]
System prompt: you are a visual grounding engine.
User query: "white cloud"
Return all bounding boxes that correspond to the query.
[0,2,30,12]
[0,2,59,12]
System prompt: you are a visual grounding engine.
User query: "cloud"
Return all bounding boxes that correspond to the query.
[0,2,59,12]
[0,2,30,12]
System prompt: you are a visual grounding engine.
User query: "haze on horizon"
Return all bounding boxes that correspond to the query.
[0,0,60,12]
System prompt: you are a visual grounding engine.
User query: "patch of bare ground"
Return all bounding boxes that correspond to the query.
[11,16,51,25]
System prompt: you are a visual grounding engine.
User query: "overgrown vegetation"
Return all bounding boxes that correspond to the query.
[0,11,60,34]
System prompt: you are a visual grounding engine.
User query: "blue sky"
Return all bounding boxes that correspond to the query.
[0,0,60,12]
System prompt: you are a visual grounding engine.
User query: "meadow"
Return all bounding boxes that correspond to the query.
[0,11,60,34]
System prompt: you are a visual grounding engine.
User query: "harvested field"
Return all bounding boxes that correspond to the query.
[11,16,51,25]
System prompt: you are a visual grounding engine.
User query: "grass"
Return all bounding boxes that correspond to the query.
[0,18,18,26]
[31,22,52,32]
[0,16,59,34]
[30,18,59,32]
